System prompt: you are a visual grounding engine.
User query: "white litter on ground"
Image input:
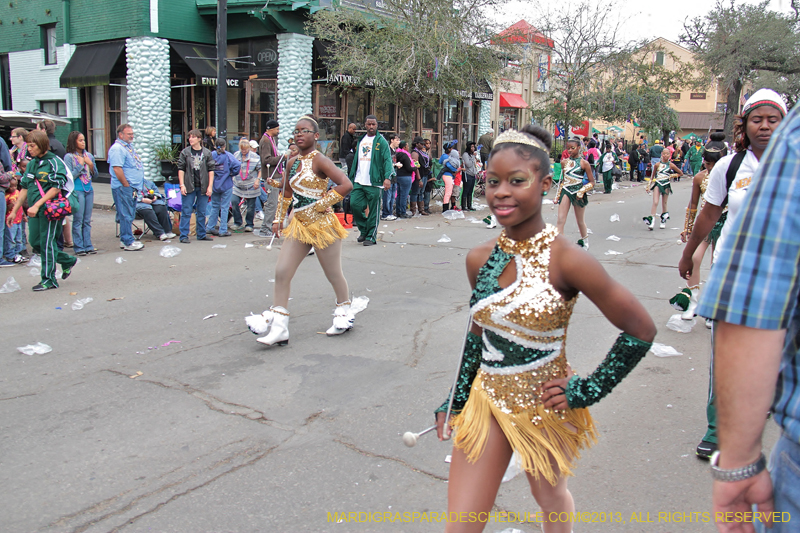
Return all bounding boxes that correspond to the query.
[606,235,621,241]
[650,342,683,357]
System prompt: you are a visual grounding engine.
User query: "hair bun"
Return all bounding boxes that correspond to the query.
[519,124,553,151]
[709,132,726,142]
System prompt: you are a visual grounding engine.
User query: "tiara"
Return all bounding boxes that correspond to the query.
[494,129,547,152]
[704,147,724,153]
[299,115,318,125]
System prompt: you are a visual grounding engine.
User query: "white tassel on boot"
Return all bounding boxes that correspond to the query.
[682,286,699,320]
[245,308,276,335]
[326,296,370,336]
[256,306,290,346]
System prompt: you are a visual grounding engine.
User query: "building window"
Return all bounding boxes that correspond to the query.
[690,92,707,100]
[314,85,342,160]
[499,108,518,133]
[716,103,727,113]
[667,93,680,100]
[39,100,67,116]
[655,51,664,66]
[86,86,106,156]
[247,79,276,140]
[42,24,57,65]
[374,99,396,132]
[345,88,370,130]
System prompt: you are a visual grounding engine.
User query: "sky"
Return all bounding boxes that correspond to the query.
[499,0,796,46]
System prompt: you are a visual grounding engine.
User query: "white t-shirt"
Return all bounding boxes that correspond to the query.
[704,148,760,260]
[355,135,376,186]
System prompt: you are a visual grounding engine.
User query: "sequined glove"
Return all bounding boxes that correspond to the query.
[267,178,282,189]
[576,182,593,199]
[435,332,482,416]
[683,208,697,238]
[273,194,293,224]
[565,332,652,409]
[313,189,344,213]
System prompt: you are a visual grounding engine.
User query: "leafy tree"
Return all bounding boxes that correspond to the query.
[307,0,511,139]
[681,0,800,136]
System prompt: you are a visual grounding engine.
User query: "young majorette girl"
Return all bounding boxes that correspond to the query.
[246,116,362,346]
[434,125,656,533]
[643,149,683,230]
[669,133,728,321]
[555,138,594,249]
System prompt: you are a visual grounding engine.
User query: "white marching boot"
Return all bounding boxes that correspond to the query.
[660,211,669,229]
[256,306,290,346]
[326,300,355,336]
[682,286,699,320]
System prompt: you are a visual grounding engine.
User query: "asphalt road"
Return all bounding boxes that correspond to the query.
[0,179,779,533]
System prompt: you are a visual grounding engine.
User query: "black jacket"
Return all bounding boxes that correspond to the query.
[339,131,355,159]
[48,135,66,158]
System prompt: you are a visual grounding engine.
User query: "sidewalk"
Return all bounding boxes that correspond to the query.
[92,181,115,210]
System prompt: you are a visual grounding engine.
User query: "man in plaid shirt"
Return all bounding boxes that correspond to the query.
[696,103,800,532]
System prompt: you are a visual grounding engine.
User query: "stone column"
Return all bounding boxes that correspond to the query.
[126,36,170,183]
[277,33,313,152]
[478,97,492,136]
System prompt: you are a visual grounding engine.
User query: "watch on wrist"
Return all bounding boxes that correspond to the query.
[710,451,767,482]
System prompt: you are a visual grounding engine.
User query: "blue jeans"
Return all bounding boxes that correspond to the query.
[72,189,94,253]
[231,194,256,228]
[207,187,233,233]
[395,175,412,216]
[180,190,209,239]
[410,175,427,203]
[0,197,6,259]
[4,223,22,257]
[382,182,397,217]
[255,186,269,213]
[755,433,800,532]
[112,186,136,246]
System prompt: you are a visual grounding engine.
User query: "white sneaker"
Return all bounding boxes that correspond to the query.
[121,241,144,251]
[255,212,265,220]
[159,233,170,241]
[12,254,25,264]
[384,215,397,221]
[164,232,177,239]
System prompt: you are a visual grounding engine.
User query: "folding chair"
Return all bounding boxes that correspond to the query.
[474,170,486,197]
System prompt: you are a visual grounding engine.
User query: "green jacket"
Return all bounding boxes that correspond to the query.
[21,152,69,206]
[348,133,395,187]
[687,145,704,164]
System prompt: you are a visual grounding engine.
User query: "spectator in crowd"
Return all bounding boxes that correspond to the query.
[108,124,144,251]
[203,126,217,152]
[6,129,77,289]
[393,140,415,218]
[339,122,357,173]
[258,119,290,238]
[64,131,97,256]
[411,136,431,216]
[232,138,262,232]
[461,141,478,211]
[135,179,176,241]
[177,129,216,243]
[477,129,494,167]
[207,139,241,237]
[37,120,66,158]
[9,128,28,173]
[3,174,25,264]
[382,133,400,220]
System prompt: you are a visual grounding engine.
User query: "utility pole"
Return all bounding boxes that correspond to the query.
[217,0,227,142]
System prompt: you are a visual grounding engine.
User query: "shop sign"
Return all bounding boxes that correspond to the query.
[200,77,244,88]
[319,105,338,117]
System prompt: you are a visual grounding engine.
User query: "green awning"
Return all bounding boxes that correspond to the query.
[60,41,125,88]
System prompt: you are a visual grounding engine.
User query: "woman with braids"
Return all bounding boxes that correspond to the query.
[678,89,787,460]
[246,115,359,346]
[669,133,728,322]
[642,147,683,230]
[554,137,594,249]
[434,125,655,533]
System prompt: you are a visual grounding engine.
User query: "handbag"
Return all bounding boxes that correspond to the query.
[611,166,622,178]
[36,179,72,221]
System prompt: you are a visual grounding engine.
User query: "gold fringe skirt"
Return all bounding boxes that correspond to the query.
[284,209,348,250]
[451,362,597,486]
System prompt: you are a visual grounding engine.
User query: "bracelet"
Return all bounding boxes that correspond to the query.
[710,451,767,482]
[576,182,593,198]
[314,189,344,213]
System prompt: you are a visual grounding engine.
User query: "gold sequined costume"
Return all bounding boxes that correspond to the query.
[282,151,348,249]
[451,224,597,485]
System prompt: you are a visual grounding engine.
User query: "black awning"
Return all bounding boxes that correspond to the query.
[170,41,219,79]
[59,41,125,88]
[472,79,493,101]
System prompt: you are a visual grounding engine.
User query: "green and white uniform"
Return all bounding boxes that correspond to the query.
[651,161,673,195]
[558,157,589,208]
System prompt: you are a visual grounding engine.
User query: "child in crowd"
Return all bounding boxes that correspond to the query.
[4,176,26,264]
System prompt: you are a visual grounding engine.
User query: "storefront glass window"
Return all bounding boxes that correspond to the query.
[398,106,416,138]
[445,99,459,123]
[346,89,369,129]
[315,86,342,160]
[374,99,395,132]
[87,86,105,156]
[248,79,276,139]
[107,82,128,147]
[170,82,187,146]
[499,108,518,132]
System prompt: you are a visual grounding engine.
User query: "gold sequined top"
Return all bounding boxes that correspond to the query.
[561,158,584,188]
[471,224,578,377]
[290,151,328,202]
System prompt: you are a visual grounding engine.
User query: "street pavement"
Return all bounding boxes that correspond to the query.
[0,179,779,533]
